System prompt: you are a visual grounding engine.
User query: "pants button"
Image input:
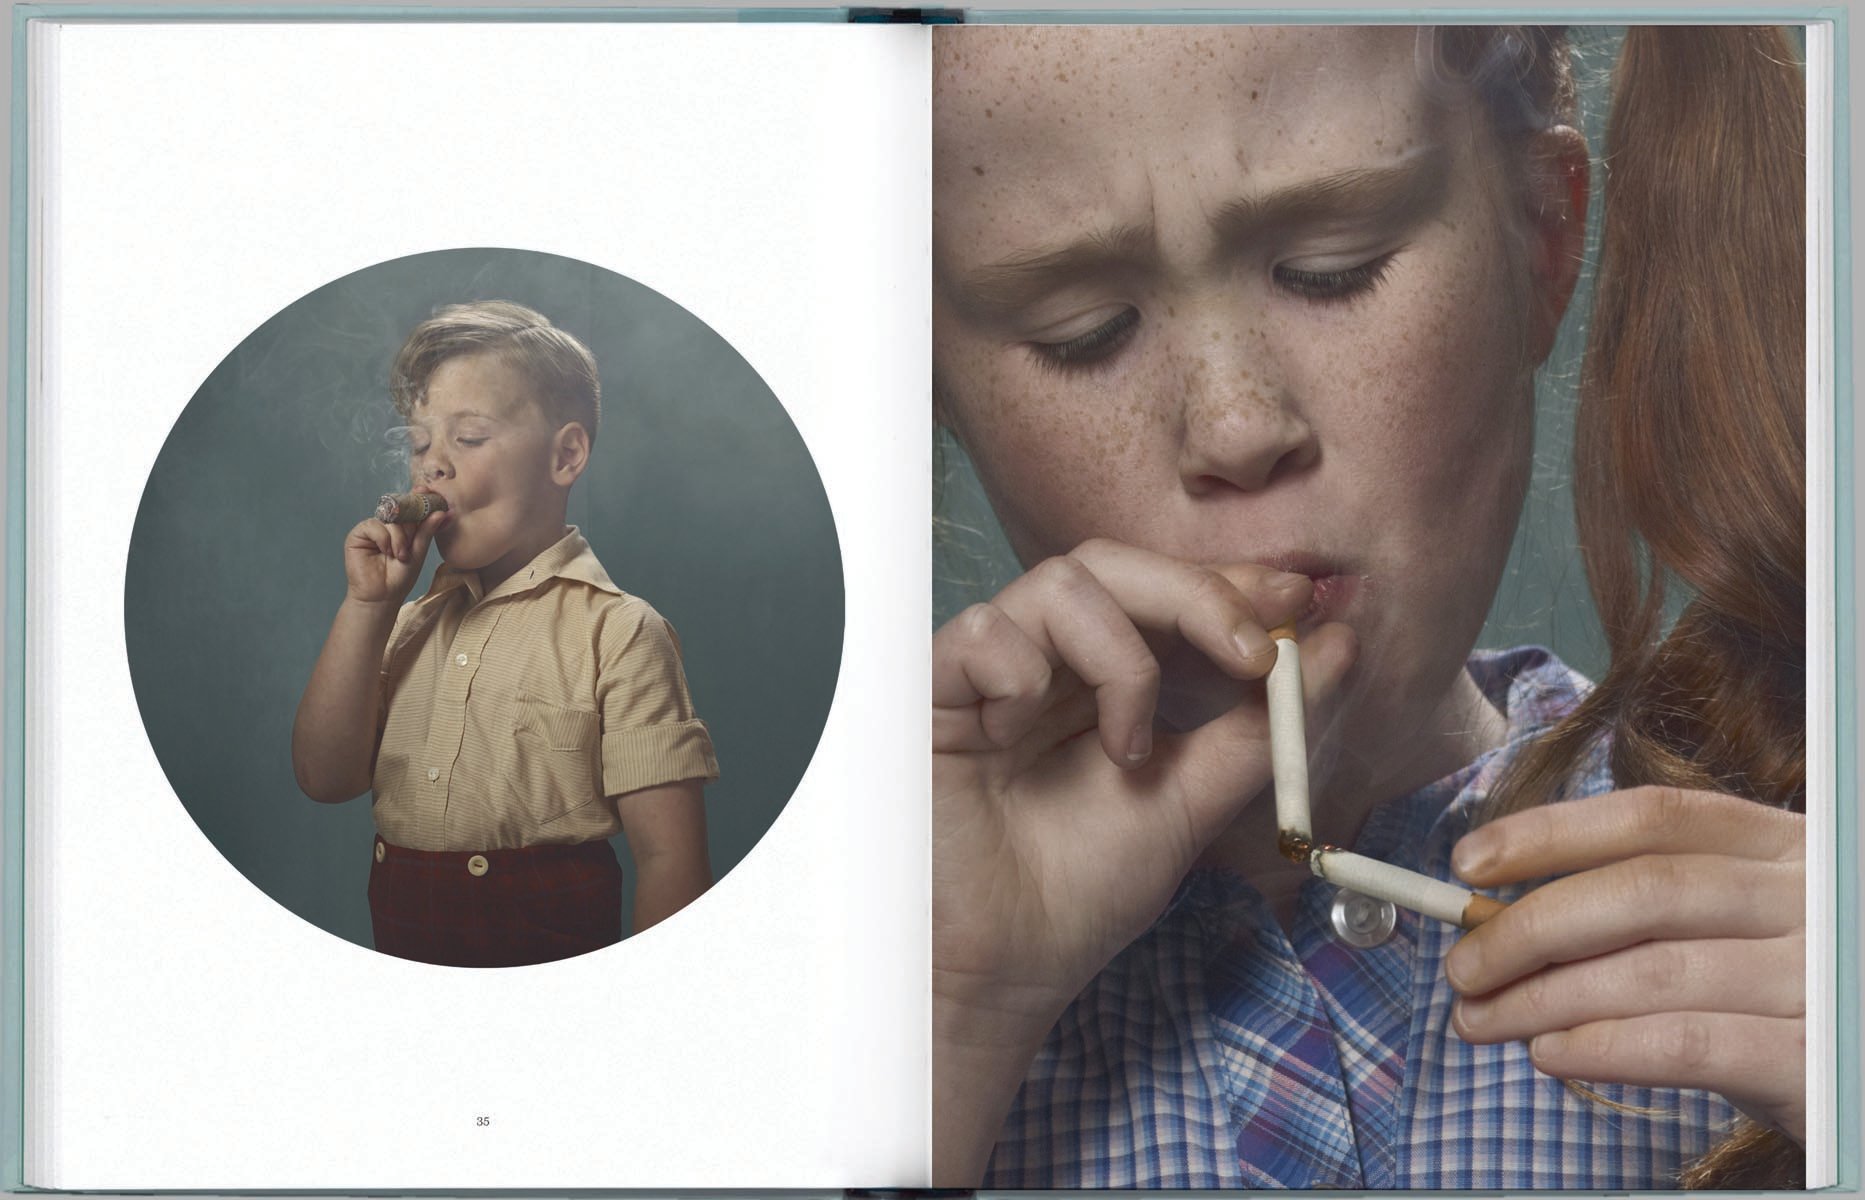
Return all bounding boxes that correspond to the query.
[374,841,386,863]
[467,854,490,877]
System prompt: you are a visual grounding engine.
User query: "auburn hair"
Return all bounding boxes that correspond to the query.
[1483,26,1807,1188]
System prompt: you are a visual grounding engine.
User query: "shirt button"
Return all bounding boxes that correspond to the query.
[467,854,490,877]
[374,841,386,863]
[426,767,439,782]
[1330,887,1397,949]
[455,653,469,667]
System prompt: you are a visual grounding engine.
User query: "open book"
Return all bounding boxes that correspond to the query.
[4,12,1844,1193]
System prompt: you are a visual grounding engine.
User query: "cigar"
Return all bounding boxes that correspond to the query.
[1263,623,1509,931]
[375,492,449,524]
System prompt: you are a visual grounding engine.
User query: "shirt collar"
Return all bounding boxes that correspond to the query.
[417,526,621,607]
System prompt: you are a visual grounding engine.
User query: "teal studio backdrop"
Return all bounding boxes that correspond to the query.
[126,247,844,953]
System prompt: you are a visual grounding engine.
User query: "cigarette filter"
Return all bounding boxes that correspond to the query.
[375,492,449,524]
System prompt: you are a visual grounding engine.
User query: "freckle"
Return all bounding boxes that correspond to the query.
[972,165,985,176]
[985,108,993,118]
[1250,89,1258,100]
[1168,306,1177,317]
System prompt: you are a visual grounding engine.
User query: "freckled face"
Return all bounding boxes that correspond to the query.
[933,26,1543,791]
[406,354,564,582]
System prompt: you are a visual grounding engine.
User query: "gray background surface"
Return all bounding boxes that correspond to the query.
[123,246,844,950]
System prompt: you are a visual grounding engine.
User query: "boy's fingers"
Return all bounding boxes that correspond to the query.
[410,510,447,555]
[1452,787,1804,885]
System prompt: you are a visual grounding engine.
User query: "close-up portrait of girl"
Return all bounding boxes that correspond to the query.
[931,24,1807,1191]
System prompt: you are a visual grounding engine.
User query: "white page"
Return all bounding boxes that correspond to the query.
[26,21,929,1190]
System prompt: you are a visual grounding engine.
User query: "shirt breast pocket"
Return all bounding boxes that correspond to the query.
[507,693,603,827]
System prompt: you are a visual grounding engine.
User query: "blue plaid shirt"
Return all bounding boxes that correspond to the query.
[985,647,1738,1189]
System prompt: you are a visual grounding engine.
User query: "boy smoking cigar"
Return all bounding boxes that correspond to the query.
[292,301,719,967]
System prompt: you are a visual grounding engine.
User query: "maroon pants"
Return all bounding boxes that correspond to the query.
[367,837,623,968]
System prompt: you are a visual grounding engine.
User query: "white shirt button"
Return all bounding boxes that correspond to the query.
[455,653,469,667]
[426,767,440,782]
[467,854,490,877]
[1330,887,1397,948]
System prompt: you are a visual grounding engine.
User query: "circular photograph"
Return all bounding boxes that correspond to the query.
[126,247,844,966]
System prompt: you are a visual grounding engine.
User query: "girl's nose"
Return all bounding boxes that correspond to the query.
[1174,337,1318,495]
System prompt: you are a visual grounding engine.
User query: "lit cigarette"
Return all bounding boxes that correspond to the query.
[1262,624,1507,931]
[1312,847,1508,931]
[1266,621,1312,854]
[375,492,449,524]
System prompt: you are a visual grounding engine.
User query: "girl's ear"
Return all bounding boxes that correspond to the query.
[552,422,591,487]
[1522,124,1591,365]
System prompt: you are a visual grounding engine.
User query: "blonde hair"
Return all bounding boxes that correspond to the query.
[390,300,601,445]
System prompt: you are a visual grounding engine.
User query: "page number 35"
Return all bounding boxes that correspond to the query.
[475,1115,491,1127]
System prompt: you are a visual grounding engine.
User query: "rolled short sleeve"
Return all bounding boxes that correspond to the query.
[596,603,719,798]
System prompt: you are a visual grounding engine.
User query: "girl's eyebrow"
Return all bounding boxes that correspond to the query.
[951,223,1154,318]
[947,144,1450,318]
[1210,145,1451,242]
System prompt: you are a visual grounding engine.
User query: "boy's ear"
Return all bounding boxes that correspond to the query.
[551,422,591,487]
[1523,124,1590,366]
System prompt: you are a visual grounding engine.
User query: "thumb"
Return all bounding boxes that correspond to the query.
[1161,620,1359,850]
[408,509,449,560]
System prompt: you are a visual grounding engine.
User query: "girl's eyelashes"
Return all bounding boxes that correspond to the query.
[1021,255,1391,372]
[1274,252,1399,303]
[1028,307,1141,373]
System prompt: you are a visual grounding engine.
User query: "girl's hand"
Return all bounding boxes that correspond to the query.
[1447,786,1805,1144]
[932,538,1356,1182]
[342,509,449,607]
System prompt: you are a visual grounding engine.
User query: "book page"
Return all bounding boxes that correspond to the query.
[928,20,1832,1193]
[26,21,929,1190]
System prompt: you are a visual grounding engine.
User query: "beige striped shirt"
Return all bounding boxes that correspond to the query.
[372,527,718,852]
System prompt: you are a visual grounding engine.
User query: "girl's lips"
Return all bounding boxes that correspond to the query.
[1254,553,1361,630]
[1302,573,1360,627]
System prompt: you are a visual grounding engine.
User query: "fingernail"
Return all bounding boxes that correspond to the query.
[1529,1032,1564,1062]
[1452,832,1495,881]
[1233,624,1274,663]
[1126,724,1153,765]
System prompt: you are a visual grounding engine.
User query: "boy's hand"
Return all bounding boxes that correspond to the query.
[343,510,449,606]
